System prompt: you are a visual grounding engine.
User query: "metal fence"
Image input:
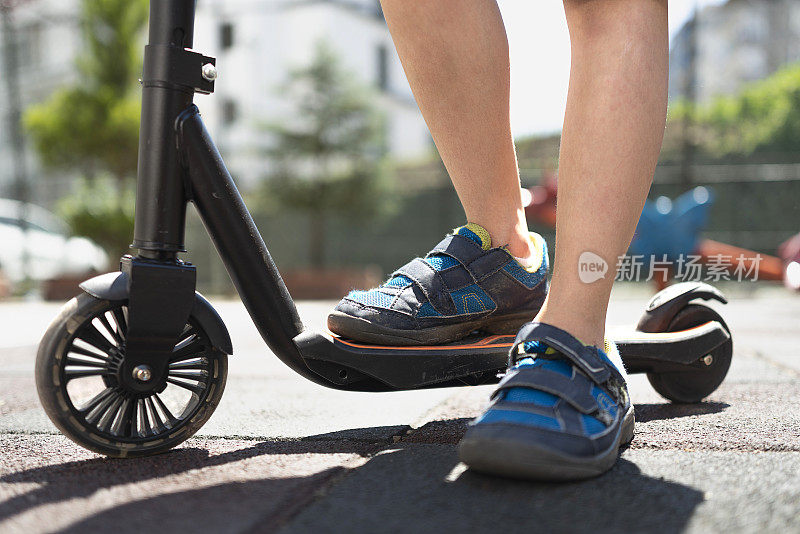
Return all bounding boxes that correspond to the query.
[183,163,800,294]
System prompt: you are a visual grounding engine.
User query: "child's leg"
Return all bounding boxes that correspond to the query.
[328,1,550,346]
[535,0,669,348]
[459,0,668,481]
[380,0,531,259]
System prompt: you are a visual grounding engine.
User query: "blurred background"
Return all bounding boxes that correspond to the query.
[0,0,799,300]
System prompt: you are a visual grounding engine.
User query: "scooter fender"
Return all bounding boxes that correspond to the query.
[636,281,727,333]
[79,271,233,355]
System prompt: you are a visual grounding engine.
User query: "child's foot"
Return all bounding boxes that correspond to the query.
[458,322,633,481]
[327,223,548,346]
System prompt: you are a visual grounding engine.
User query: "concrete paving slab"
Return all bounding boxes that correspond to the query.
[1,290,798,533]
[279,445,800,534]
[0,302,63,351]
[0,434,379,534]
[199,375,455,440]
[719,294,800,375]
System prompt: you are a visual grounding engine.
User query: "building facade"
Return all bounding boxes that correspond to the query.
[670,0,800,104]
[0,0,82,202]
[0,0,430,202]
[193,0,431,187]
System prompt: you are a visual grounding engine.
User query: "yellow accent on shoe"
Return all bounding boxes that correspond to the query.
[516,334,627,378]
[457,223,492,251]
[517,344,559,356]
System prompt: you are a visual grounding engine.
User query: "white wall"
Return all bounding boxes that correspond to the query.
[194,0,431,188]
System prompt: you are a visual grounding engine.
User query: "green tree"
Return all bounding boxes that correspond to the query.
[24,0,147,259]
[665,64,800,162]
[260,42,392,268]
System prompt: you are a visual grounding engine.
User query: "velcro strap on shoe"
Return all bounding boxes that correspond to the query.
[491,367,598,414]
[466,249,510,281]
[509,322,616,385]
[431,234,483,271]
[394,258,456,316]
[438,267,472,290]
[488,400,558,419]
[432,234,510,283]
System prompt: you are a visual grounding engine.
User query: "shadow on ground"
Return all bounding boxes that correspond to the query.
[0,428,387,527]
[634,401,729,423]
[1,420,705,533]
[283,450,705,534]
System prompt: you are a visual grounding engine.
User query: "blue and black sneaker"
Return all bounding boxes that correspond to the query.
[458,322,633,481]
[327,223,549,346]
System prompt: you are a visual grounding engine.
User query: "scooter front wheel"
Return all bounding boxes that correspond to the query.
[646,304,732,403]
[35,293,227,457]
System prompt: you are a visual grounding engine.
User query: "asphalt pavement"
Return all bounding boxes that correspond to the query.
[0,286,798,533]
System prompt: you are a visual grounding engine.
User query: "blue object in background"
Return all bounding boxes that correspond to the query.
[630,187,714,260]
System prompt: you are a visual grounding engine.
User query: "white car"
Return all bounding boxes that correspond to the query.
[0,198,108,285]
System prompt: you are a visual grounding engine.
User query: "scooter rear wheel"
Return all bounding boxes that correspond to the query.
[35,293,227,457]
[646,304,732,403]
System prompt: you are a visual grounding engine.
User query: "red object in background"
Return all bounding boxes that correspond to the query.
[523,178,799,291]
[524,171,558,228]
[696,239,784,281]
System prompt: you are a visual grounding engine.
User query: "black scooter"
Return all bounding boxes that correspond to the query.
[34,0,733,458]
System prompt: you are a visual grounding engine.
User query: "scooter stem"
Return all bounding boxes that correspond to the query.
[176,105,332,386]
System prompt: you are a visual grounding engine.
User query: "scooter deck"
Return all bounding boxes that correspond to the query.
[294,331,513,391]
[292,320,730,392]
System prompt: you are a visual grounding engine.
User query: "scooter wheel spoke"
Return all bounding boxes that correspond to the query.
[67,344,111,361]
[152,393,178,427]
[36,295,227,457]
[170,337,206,363]
[65,368,114,381]
[65,356,108,369]
[168,368,209,379]
[145,396,167,433]
[75,323,116,354]
[110,308,128,340]
[79,387,116,415]
[110,398,136,437]
[169,357,207,371]
[97,313,124,346]
[84,390,121,425]
[137,399,153,437]
[178,324,197,342]
[166,377,206,395]
[96,396,125,433]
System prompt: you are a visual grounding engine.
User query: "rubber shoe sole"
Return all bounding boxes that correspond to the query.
[457,406,635,481]
[327,309,537,346]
